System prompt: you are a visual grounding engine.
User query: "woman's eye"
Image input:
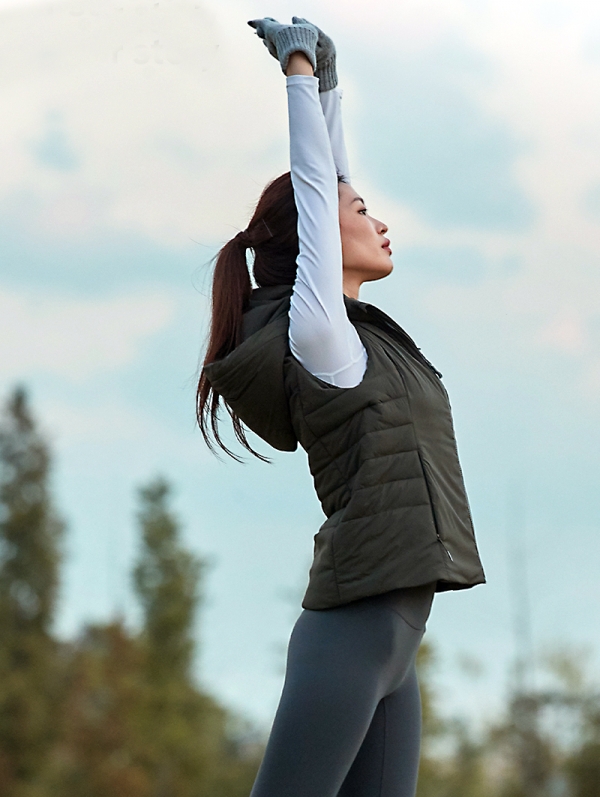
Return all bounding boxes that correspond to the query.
[359,208,368,215]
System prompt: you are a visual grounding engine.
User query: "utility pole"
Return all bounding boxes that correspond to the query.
[506,481,534,694]
[506,481,548,796]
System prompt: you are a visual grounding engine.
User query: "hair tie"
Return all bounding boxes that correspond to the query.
[234,218,274,249]
[234,230,251,248]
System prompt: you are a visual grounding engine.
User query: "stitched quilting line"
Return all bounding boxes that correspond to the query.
[302,391,407,425]
[326,504,432,533]
[318,474,426,511]
[308,421,416,480]
[319,466,424,501]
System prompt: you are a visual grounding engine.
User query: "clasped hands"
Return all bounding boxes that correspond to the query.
[247,16,338,92]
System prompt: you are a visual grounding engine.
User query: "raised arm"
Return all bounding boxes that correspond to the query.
[319,88,351,183]
[292,15,351,183]
[286,62,366,387]
[248,18,367,388]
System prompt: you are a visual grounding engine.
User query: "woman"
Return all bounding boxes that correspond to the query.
[197,16,485,797]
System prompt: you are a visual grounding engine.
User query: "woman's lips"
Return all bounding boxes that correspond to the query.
[382,238,392,254]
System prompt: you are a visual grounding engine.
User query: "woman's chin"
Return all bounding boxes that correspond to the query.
[366,259,394,282]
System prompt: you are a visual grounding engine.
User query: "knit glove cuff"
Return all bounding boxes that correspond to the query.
[274,25,318,73]
[316,54,337,92]
[291,16,338,92]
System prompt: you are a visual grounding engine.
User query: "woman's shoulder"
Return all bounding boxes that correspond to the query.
[241,284,293,340]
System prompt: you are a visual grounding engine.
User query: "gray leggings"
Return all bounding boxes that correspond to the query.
[250,582,436,797]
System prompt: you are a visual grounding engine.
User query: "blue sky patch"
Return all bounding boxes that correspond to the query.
[30,110,80,171]
[399,244,490,285]
[347,37,535,231]
[0,193,213,293]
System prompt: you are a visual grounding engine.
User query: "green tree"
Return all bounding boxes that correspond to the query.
[51,621,151,797]
[416,642,491,797]
[0,387,64,797]
[134,478,202,691]
[495,691,555,797]
[53,477,261,797]
[565,700,600,797]
[133,476,260,796]
[551,649,600,797]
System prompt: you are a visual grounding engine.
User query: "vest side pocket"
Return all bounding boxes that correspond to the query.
[417,450,454,566]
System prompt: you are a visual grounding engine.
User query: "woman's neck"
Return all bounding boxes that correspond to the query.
[342,273,361,300]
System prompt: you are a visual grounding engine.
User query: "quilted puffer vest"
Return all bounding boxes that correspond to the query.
[204,285,485,610]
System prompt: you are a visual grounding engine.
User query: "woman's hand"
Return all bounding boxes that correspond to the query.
[247,17,318,74]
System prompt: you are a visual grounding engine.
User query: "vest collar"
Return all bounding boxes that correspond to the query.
[245,285,442,377]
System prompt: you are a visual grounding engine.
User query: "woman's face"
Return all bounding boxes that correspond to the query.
[338,181,393,298]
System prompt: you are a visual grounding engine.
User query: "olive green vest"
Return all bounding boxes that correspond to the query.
[204,285,485,609]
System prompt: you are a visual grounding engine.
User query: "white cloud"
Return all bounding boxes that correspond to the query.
[538,312,587,355]
[0,0,288,246]
[308,0,600,396]
[42,397,152,445]
[2,0,600,249]
[321,0,600,246]
[1,0,599,397]
[39,395,210,467]
[0,287,175,381]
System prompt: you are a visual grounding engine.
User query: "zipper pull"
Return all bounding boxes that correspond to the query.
[437,534,454,562]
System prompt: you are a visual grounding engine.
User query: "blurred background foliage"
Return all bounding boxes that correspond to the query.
[0,387,261,797]
[0,386,598,797]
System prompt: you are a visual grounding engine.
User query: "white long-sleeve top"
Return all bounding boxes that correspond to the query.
[286,74,368,389]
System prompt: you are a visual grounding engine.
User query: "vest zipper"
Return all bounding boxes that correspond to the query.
[437,534,454,562]
[417,450,455,564]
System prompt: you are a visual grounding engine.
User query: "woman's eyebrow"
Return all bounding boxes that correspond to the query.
[351,196,365,204]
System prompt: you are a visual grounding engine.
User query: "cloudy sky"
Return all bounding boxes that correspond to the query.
[1,0,599,729]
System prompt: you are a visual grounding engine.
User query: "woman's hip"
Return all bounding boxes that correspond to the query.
[285,582,436,697]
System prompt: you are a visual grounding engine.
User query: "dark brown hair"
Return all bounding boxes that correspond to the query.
[196,172,300,460]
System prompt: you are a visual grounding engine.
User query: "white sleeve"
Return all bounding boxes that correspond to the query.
[319,87,351,183]
[286,75,367,389]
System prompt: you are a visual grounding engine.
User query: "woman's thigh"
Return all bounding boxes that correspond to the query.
[250,590,431,797]
[250,603,398,796]
[336,664,422,797]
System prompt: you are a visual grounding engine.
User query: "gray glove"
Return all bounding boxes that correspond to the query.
[292,16,337,92]
[247,17,318,73]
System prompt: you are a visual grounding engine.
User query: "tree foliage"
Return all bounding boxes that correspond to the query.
[0,389,261,797]
[50,621,151,796]
[0,387,64,797]
[416,637,600,797]
[134,478,201,687]
[131,476,260,796]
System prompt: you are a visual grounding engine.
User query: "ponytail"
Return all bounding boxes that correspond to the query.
[210,234,252,361]
[196,172,300,460]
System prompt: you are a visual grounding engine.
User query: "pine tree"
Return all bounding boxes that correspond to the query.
[134,477,234,797]
[134,478,202,691]
[53,621,151,797]
[0,387,64,797]
[53,476,260,797]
